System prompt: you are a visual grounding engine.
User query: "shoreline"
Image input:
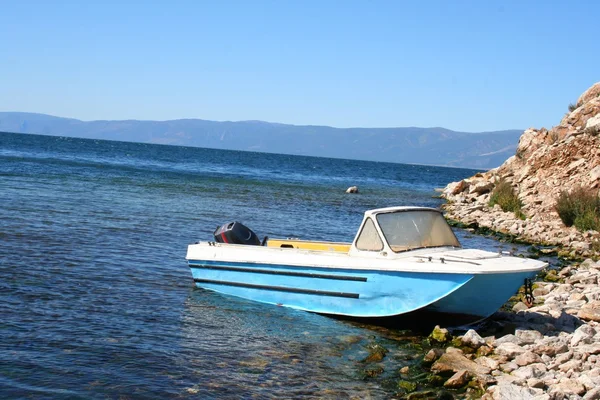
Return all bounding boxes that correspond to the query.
[416,257,600,400]
[441,183,598,261]
[423,80,600,398]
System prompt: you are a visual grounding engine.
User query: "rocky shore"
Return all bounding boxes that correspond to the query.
[421,84,600,399]
[416,258,600,400]
[441,82,600,259]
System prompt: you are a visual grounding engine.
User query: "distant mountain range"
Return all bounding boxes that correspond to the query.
[0,112,522,169]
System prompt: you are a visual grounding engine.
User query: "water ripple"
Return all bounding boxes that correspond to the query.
[0,132,529,398]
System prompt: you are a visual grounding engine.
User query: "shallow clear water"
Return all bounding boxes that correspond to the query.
[1,132,523,398]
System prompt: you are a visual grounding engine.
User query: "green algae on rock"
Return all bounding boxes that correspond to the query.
[362,342,389,363]
[428,326,451,344]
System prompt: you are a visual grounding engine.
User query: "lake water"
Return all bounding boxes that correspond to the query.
[1,132,520,399]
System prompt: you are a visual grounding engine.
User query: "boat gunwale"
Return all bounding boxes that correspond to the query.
[186,242,547,275]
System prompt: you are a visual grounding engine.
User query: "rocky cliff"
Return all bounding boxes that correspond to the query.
[442,82,600,257]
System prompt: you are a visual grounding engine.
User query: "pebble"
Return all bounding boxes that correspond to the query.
[440,259,600,399]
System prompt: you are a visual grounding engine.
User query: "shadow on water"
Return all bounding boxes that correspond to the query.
[330,310,486,336]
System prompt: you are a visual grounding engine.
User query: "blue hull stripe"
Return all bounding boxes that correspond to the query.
[189,263,368,282]
[193,278,360,299]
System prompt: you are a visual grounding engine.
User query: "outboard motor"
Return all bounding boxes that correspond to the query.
[213,222,261,245]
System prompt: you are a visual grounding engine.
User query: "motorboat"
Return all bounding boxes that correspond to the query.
[186,207,546,321]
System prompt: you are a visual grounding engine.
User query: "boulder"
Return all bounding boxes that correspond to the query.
[430,351,491,378]
[558,359,583,373]
[494,334,519,346]
[443,370,471,388]
[527,378,546,389]
[515,329,544,345]
[550,378,586,396]
[363,343,388,363]
[578,82,600,106]
[575,343,600,357]
[587,114,600,133]
[469,179,494,195]
[579,301,600,322]
[475,356,500,370]
[484,382,541,400]
[516,128,548,160]
[513,363,547,380]
[461,329,486,349]
[495,342,526,359]
[571,324,596,347]
[445,180,468,195]
[428,325,450,343]
[583,387,600,400]
[512,302,529,312]
[514,351,543,367]
[533,343,569,357]
[423,348,445,363]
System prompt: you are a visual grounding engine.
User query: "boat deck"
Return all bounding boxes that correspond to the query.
[266,239,351,253]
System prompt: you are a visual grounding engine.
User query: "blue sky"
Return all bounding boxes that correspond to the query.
[1,0,598,132]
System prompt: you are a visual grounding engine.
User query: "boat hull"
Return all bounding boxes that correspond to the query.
[423,270,535,319]
[188,259,532,319]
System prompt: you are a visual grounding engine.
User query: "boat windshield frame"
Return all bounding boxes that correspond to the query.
[375,209,461,253]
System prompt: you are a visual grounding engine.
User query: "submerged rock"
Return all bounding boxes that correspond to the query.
[362,366,384,378]
[398,379,417,393]
[363,343,388,363]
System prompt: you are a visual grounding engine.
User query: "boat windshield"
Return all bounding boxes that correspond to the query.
[376,210,460,252]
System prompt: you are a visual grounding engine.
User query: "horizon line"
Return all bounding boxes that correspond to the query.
[0,111,524,135]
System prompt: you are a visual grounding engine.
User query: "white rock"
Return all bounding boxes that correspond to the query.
[572,324,597,347]
[577,373,598,391]
[486,382,542,400]
[533,343,569,357]
[558,359,583,373]
[469,180,494,195]
[550,378,586,396]
[494,334,519,346]
[586,114,600,130]
[512,366,539,380]
[496,342,527,359]
[527,378,546,389]
[476,356,500,370]
[515,351,543,366]
[500,361,519,373]
[576,343,600,357]
[553,351,574,367]
[515,329,544,345]
[461,329,486,349]
[583,386,600,400]
[531,395,550,400]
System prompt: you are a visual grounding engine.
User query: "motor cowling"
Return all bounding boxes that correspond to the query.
[213,222,261,245]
